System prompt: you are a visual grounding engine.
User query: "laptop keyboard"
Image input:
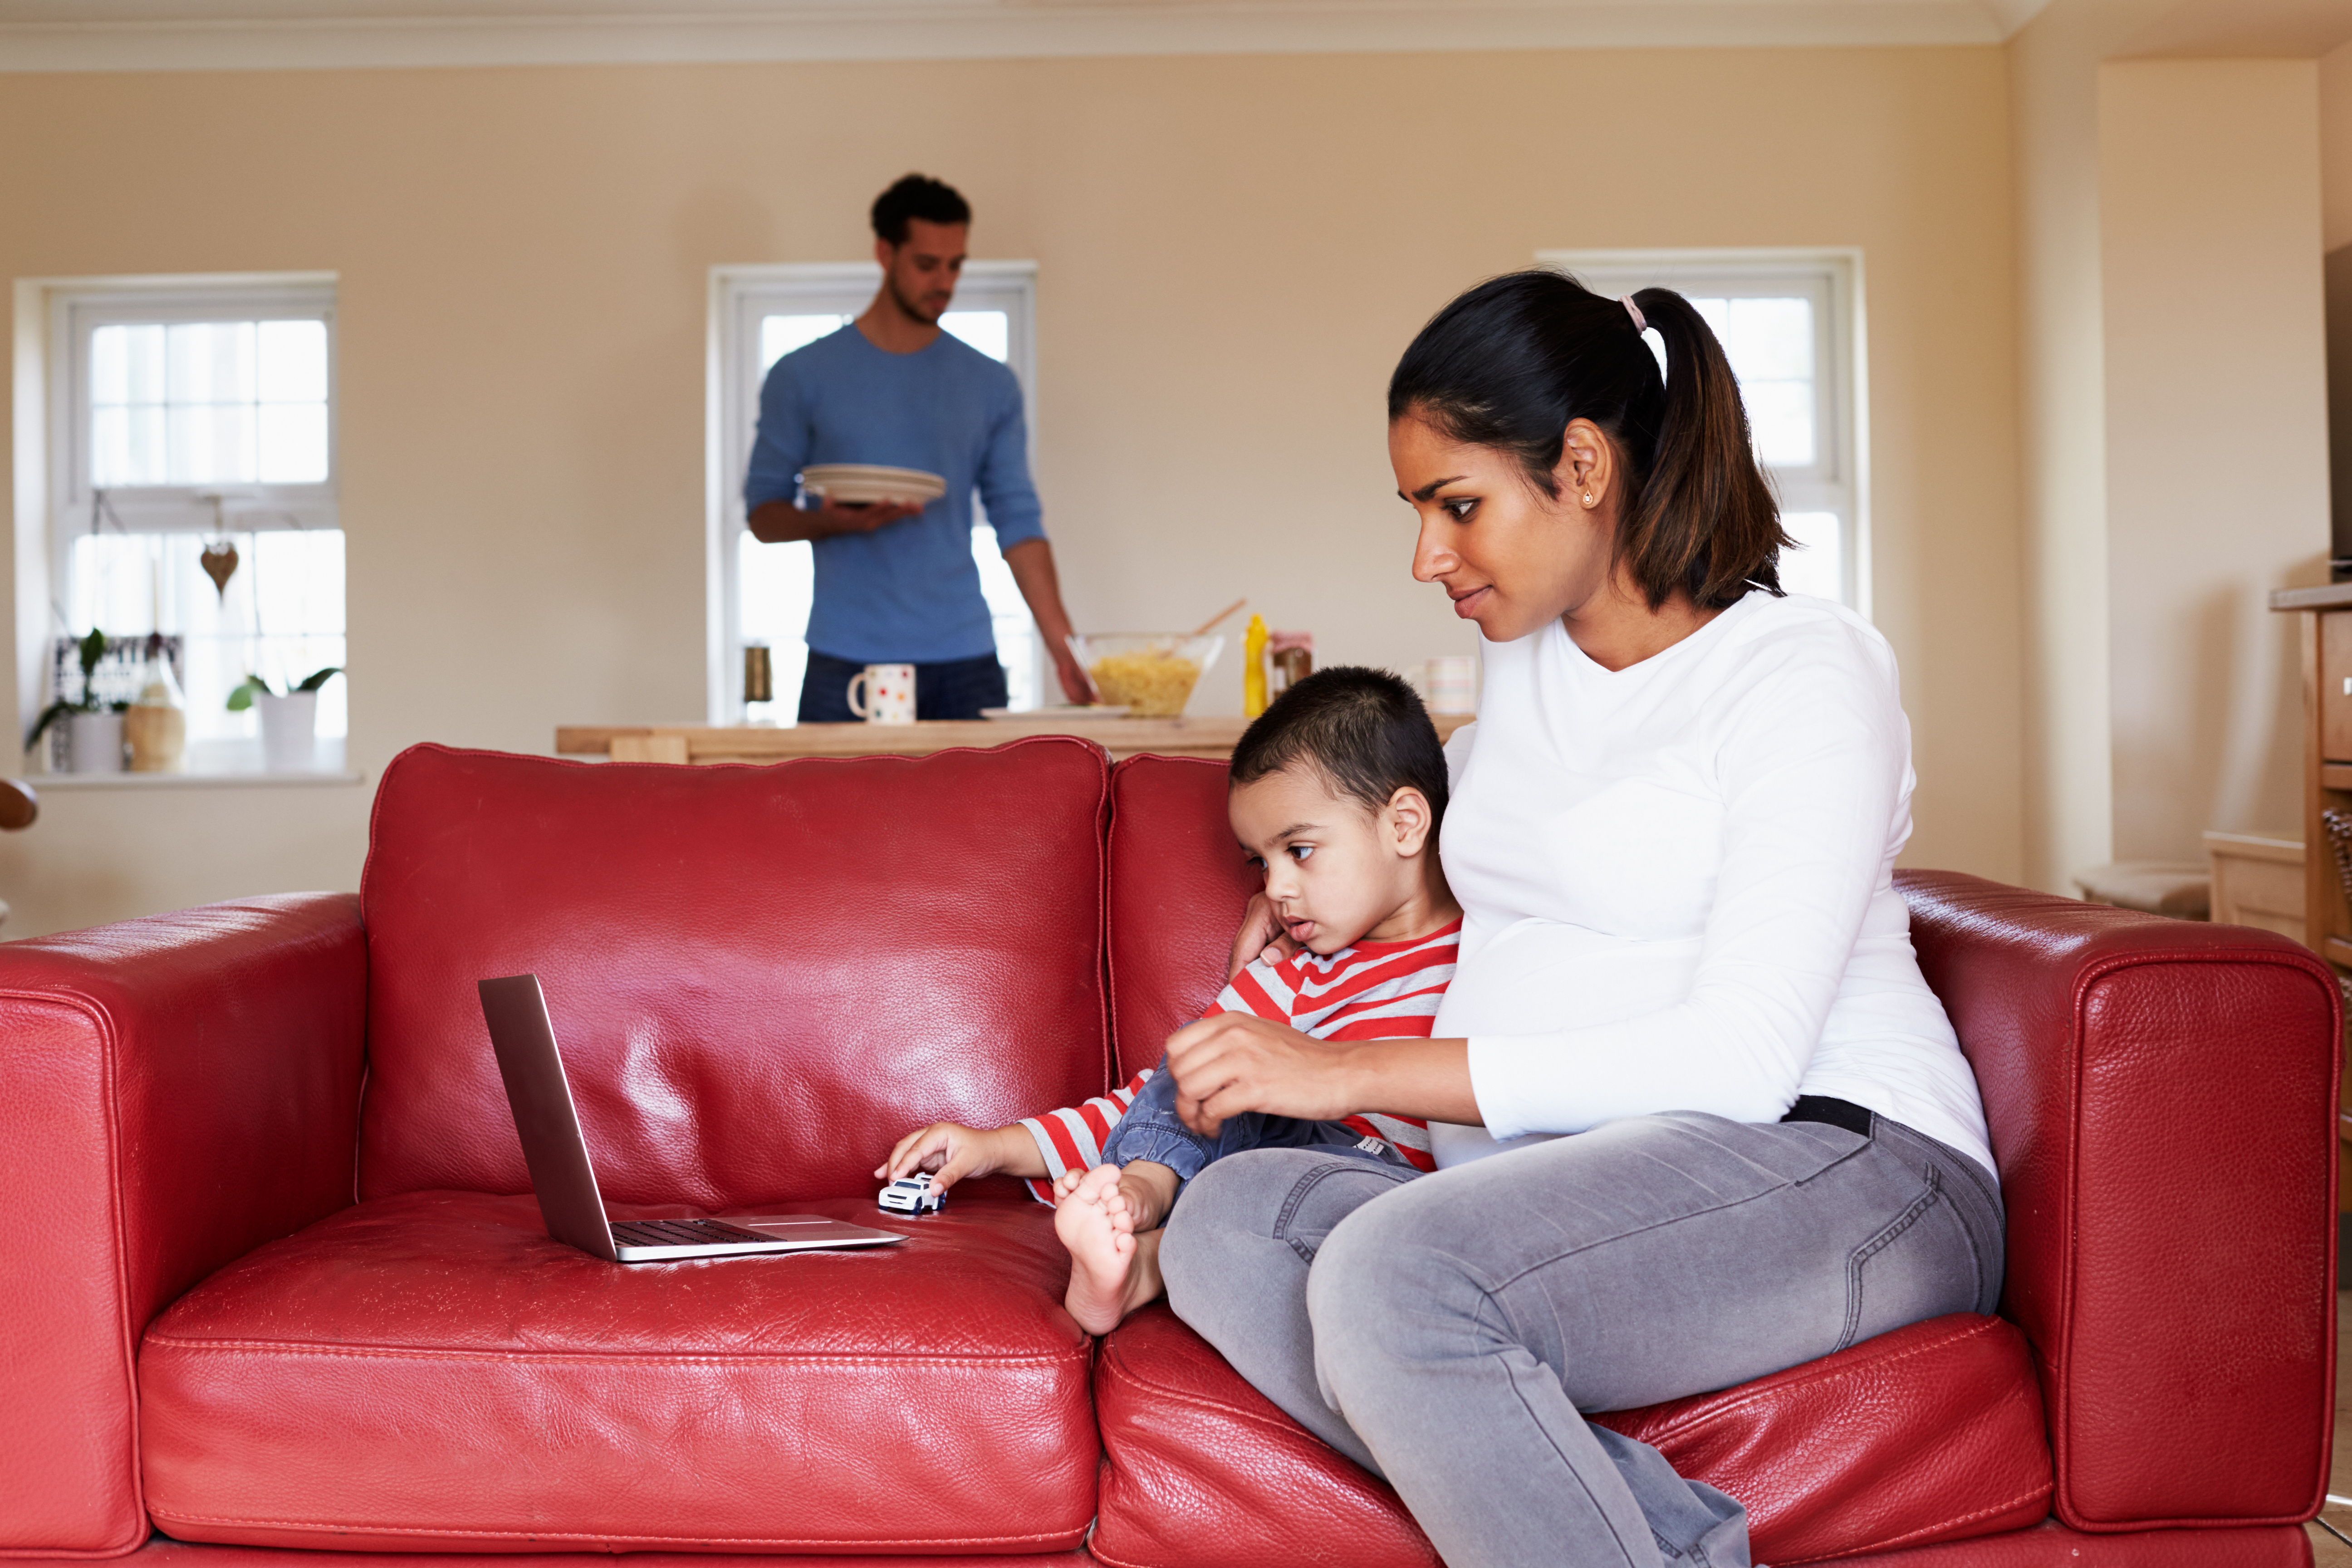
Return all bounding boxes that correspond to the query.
[610,1218,779,1247]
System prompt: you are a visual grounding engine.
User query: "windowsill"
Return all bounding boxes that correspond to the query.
[29,736,364,789]
[30,768,366,790]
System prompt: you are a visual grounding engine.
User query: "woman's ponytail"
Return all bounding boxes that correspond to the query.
[1389,271,1792,612]
[1622,287,1789,608]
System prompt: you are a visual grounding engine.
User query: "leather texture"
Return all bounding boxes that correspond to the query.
[138,1191,1096,1553]
[1103,755,1259,1082]
[358,741,1111,1207]
[8,1546,1098,1568]
[1091,1304,2051,1568]
[1832,1517,2317,1566]
[1900,870,2341,1533]
[0,895,366,1558]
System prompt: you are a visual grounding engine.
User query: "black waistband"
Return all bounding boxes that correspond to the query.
[1781,1095,1875,1137]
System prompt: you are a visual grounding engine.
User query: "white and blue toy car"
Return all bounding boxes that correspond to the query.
[877,1176,946,1216]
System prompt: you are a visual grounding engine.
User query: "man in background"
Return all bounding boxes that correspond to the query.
[745,173,1091,720]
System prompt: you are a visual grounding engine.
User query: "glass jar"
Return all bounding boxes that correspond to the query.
[124,635,186,773]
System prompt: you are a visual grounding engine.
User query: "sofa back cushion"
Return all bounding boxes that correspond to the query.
[1105,755,1259,1082]
[358,740,1111,1205]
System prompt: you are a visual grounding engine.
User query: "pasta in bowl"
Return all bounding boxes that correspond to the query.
[1068,634,1226,718]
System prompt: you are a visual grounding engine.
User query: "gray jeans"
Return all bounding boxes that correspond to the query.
[1157,1108,2004,1568]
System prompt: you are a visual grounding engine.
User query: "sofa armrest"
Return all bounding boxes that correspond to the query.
[0,893,366,1557]
[1897,870,2338,1534]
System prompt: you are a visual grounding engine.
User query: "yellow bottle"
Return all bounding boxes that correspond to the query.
[1242,614,1269,718]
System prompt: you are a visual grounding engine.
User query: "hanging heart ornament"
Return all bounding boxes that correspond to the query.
[199,540,239,601]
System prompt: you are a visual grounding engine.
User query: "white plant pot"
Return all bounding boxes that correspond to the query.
[65,710,125,774]
[256,691,319,772]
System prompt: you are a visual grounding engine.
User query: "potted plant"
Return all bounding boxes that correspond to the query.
[229,666,342,772]
[26,629,127,773]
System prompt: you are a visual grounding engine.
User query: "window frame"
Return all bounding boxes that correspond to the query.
[47,276,339,544]
[1534,248,1868,615]
[26,273,345,769]
[706,260,1040,725]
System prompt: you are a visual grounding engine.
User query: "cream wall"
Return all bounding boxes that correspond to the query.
[0,47,2025,938]
[2010,0,2339,889]
[2326,39,2352,250]
[2098,60,2328,858]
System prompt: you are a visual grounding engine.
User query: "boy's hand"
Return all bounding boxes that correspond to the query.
[1226,892,1300,980]
[875,1122,1037,1193]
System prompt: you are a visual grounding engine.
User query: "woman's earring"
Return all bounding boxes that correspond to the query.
[1583,491,1594,507]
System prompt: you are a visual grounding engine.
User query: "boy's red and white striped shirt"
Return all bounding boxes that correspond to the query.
[1021,920,1460,1201]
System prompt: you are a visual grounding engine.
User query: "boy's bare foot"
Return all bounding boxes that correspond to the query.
[1056,1164,1160,1335]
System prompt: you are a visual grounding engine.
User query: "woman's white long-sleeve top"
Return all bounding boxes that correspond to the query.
[1429,590,1996,1181]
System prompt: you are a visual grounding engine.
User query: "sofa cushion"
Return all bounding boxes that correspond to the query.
[139,1191,1096,1554]
[358,740,1112,1206]
[1104,755,1256,1082]
[1089,1305,2052,1568]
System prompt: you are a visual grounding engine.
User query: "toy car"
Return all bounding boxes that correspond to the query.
[877,1176,946,1216]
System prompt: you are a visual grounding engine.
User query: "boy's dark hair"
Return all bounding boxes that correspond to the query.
[872,174,972,245]
[1230,666,1448,827]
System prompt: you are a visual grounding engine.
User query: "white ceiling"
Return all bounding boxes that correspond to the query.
[0,0,2061,72]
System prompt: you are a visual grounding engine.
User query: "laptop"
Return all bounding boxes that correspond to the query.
[478,974,904,1263]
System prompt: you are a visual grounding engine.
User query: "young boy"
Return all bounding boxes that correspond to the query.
[874,666,1460,1334]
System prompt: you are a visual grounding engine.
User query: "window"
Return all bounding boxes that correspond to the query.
[708,262,1041,725]
[44,277,344,766]
[1537,250,1866,612]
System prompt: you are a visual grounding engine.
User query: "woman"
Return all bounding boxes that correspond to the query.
[1154,271,2002,1568]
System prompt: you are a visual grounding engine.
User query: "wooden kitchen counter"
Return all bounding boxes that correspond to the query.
[558,712,1475,765]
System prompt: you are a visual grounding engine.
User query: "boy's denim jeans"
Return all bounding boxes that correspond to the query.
[1096,1058,1411,1186]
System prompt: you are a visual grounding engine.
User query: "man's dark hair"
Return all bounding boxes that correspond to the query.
[871,174,972,245]
[1230,666,1448,827]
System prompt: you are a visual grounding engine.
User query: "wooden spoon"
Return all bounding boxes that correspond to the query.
[1189,598,1247,638]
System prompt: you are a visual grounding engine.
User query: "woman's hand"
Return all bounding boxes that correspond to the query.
[1226,892,1300,979]
[1166,1018,1484,1137]
[1165,1012,1363,1136]
[875,1121,1041,1193]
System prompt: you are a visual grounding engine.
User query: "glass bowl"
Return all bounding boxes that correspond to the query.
[1068,633,1226,717]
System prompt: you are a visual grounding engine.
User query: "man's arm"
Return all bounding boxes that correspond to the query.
[746,497,920,544]
[1004,537,1095,705]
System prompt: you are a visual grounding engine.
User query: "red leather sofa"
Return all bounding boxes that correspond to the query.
[0,738,2337,1568]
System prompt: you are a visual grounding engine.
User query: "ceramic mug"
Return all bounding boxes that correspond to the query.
[1422,655,1479,715]
[848,663,916,724]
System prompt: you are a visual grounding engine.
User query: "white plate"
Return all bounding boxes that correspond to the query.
[803,464,946,504]
[980,706,1131,720]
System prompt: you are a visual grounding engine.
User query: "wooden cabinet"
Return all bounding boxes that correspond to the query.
[2269,585,2352,1205]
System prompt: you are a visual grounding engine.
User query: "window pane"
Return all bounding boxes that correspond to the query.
[257,319,328,403]
[942,311,1009,363]
[1658,294,1817,471]
[1721,297,1812,381]
[64,528,346,742]
[167,321,255,406]
[759,314,850,374]
[1744,380,1816,467]
[258,402,329,484]
[86,315,329,489]
[172,400,254,486]
[1779,510,1843,602]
